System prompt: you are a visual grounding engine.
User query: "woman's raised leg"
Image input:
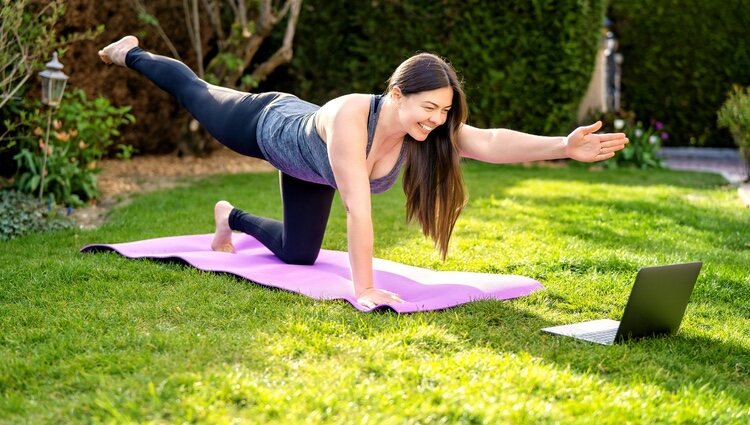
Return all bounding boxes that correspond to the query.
[99,36,279,158]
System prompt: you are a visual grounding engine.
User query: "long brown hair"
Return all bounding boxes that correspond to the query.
[387,53,468,259]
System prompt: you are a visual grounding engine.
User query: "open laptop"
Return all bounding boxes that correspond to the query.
[542,262,702,345]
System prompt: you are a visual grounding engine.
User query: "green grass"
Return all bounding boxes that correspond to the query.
[1,162,749,424]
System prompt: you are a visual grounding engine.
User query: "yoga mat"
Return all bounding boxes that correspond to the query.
[81,234,543,313]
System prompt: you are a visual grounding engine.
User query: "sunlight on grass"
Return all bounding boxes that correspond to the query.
[1,163,749,423]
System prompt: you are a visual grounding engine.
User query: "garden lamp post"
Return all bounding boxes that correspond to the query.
[38,51,69,200]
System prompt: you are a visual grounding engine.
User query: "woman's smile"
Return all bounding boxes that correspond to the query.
[418,122,436,133]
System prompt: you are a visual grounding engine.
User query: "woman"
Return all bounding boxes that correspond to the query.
[99,36,628,309]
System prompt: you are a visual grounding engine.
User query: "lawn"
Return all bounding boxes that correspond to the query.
[1,162,748,423]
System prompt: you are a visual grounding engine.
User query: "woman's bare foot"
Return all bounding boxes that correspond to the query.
[98,35,139,66]
[211,200,236,253]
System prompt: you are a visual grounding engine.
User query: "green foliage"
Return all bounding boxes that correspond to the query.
[10,89,135,207]
[285,0,604,135]
[609,0,750,147]
[0,0,62,109]
[0,0,102,109]
[598,111,666,169]
[0,0,104,175]
[717,85,750,165]
[0,189,73,241]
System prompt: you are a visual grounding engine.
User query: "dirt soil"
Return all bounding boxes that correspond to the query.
[71,148,274,229]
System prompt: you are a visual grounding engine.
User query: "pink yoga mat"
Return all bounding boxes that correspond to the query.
[81,233,543,313]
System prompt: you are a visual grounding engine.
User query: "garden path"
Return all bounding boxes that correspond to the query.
[659,147,749,207]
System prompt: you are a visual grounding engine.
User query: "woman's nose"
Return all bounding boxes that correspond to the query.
[431,111,445,125]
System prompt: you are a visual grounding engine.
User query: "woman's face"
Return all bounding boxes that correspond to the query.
[396,86,453,141]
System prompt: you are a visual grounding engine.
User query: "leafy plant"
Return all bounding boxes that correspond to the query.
[11,89,135,207]
[0,0,101,110]
[717,85,750,168]
[0,189,73,241]
[594,111,666,169]
[0,0,103,176]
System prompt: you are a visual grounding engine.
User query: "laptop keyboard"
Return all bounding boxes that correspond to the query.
[577,328,618,344]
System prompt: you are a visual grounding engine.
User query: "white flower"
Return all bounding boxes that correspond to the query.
[635,129,644,138]
[649,135,659,144]
[614,119,626,130]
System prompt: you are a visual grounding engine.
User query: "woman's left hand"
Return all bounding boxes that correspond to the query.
[565,121,628,162]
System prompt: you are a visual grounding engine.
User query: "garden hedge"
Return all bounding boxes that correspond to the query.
[272,0,605,135]
[609,0,750,147]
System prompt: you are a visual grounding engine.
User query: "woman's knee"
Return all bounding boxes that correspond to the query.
[279,248,320,266]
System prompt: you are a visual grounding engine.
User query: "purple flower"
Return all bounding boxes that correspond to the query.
[654,121,664,130]
[661,132,669,140]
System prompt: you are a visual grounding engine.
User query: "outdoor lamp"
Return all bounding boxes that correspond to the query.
[38,51,69,200]
[39,51,69,107]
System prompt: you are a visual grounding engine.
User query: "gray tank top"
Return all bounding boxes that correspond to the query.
[256,94,406,194]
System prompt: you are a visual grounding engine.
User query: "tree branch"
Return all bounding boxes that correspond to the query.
[0,73,30,110]
[248,0,301,86]
[201,0,225,47]
[129,0,182,60]
[191,0,204,78]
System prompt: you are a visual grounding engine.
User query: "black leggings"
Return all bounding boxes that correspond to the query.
[126,48,335,265]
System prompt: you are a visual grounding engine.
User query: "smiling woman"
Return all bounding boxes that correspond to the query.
[98,35,628,309]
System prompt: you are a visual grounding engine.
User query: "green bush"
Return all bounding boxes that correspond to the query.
[717,85,750,166]
[282,0,605,135]
[0,189,74,241]
[10,89,135,207]
[609,0,750,147]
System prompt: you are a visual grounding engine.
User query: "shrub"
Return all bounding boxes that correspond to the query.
[608,0,750,147]
[0,189,74,241]
[278,0,605,135]
[10,89,135,207]
[717,85,750,166]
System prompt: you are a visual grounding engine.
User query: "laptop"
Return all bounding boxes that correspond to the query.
[542,262,702,345]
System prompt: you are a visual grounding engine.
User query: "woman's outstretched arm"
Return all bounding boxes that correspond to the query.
[457,121,628,163]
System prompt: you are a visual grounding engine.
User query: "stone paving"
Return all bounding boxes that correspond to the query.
[659,147,748,183]
[659,147,749,207]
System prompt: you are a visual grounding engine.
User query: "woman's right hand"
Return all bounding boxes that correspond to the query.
[356,287,405,309]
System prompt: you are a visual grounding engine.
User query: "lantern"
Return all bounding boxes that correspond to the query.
[39,52,69,107]
[37,52,69,200]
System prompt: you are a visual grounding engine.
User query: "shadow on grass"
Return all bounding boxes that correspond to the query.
[426,296,750,405]
[462,160,732,190]
[80,249,749,406]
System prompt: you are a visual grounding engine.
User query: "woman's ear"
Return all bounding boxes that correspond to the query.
[390,85,404,103]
